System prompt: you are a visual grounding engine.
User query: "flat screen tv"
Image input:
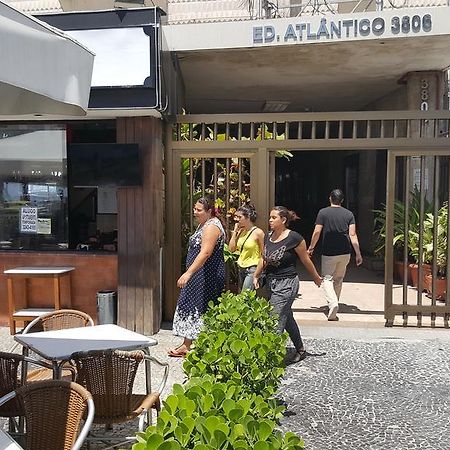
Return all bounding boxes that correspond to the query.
[68,143,141,187]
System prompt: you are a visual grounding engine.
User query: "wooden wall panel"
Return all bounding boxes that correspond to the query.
[117,117,163,335]
[0,252,118,327]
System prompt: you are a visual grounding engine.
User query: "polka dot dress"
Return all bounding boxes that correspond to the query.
[172,218,225,340]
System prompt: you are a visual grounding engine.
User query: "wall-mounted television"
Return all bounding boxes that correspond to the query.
[68,143,141,187]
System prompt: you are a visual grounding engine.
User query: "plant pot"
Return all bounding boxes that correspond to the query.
[409,263,431,290]
[424,274,447,301]
[394,260,411,284]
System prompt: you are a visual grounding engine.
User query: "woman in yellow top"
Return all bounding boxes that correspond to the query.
[229,204,265,291]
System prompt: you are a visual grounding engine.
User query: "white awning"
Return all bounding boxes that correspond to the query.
[0,1,94,116]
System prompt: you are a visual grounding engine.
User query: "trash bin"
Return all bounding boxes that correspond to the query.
[96,290,117,324]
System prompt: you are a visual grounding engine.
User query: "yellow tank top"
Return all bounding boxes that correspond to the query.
[237,228,261,268]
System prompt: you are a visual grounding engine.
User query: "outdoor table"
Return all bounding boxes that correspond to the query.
[0,429,24,449]
[4,266,75,334]
[14,324,158,393]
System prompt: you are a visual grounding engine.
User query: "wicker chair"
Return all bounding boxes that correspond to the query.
[21,309,94,334]
[17,309,94,383]
[0,380,94,450]
[0,352,53,433]
[71,349,169,447]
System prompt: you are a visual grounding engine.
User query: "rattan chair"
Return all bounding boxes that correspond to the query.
[0,380,95,450]
[71,349,169,448]
[16,309,94,383]
[21,309,94,334]
[0,352,53,433]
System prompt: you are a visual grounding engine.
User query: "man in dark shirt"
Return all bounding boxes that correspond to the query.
[308,189,363,321]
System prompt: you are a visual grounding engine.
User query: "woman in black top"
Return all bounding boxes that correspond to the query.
[253,206,322,362]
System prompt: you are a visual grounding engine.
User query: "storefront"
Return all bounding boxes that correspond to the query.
[0,6,165,334]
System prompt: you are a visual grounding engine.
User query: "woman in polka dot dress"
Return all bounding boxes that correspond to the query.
[169,197,225,357]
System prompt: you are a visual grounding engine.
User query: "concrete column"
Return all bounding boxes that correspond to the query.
[405,71,447,197]
[405,71,446,113]
[357,151,377,254]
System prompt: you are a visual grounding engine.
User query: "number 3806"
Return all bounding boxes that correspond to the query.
[391,14,432,34]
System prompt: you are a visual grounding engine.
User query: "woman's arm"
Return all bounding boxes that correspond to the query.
[177,225,221,288]
[252,255,265,289]
[228,223,242,252]
[295,240,322,287]
[255,228,265,255]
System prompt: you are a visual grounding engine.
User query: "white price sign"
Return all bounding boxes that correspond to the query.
[20,207,38,233]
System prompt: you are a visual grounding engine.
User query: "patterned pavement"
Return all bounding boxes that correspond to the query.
[280,335,450,450]
[1,324,449,449]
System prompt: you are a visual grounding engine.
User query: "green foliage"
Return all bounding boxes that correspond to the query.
[223,244,240,290]
[184,291,287,398]
[410,202,448,272]
[133,376,303,450]
[373,186,432,258]
[133,291,304,450]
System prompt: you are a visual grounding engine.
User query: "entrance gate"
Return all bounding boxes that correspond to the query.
[385,150,450,327]
[166,111,450,327]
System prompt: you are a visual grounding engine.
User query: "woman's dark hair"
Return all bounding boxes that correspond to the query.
[272,206,299,227]
[330,189,344,205]
[197,196,216,216]
[237,204,257,223]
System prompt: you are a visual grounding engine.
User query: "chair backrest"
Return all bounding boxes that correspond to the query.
[72,349,144,423]
[15,380,94,450]
[0,352,23,418]
[22,309,94,334]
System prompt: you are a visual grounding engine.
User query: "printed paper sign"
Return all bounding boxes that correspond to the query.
[20,207,38,233]
[37,218,52,235]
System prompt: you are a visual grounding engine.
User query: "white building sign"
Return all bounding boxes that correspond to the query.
[253,14,432,44]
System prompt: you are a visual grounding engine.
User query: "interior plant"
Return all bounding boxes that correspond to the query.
[373,187,432,284]
[423,202,448,299]
[373,187,430,256]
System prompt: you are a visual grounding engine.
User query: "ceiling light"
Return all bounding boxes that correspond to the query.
[262,101,290,112]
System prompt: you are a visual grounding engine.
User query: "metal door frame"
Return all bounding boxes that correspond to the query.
[165,111,450,323]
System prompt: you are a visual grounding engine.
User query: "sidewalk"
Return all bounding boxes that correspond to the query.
[1,314,449,449]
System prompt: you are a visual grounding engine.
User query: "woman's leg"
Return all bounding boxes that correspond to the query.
[169,337,192,357]
[268,277,304,351]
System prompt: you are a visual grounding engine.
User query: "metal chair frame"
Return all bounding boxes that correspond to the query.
[0,380,94,450]
[71,349,169,449]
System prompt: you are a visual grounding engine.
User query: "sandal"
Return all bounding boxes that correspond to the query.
[291,349,307,363]
[168,346,188,358]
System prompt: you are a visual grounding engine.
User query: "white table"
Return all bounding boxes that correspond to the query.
[0,430,24,450]
[14,324,158,388]
[14,324,160,428]
[4,266,75,334]
[14,324,157,362]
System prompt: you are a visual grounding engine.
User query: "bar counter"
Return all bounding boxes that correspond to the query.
[0,250,118,328]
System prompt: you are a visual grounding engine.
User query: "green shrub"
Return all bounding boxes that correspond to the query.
[183,290,287,397]
[133,291,304,450]
[133,376,304,450]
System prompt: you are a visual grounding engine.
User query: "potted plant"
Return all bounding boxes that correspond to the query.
[424,202,448,300]
[373,187,431,284]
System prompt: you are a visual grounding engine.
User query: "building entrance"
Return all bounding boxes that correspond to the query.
[167,111,450,327]
[275,150,387,255]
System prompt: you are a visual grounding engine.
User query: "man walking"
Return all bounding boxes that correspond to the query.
[307,189,362,321]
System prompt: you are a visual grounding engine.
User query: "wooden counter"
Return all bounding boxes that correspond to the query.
[0,251,117,330]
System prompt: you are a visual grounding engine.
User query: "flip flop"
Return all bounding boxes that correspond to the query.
[168,347,188,358]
